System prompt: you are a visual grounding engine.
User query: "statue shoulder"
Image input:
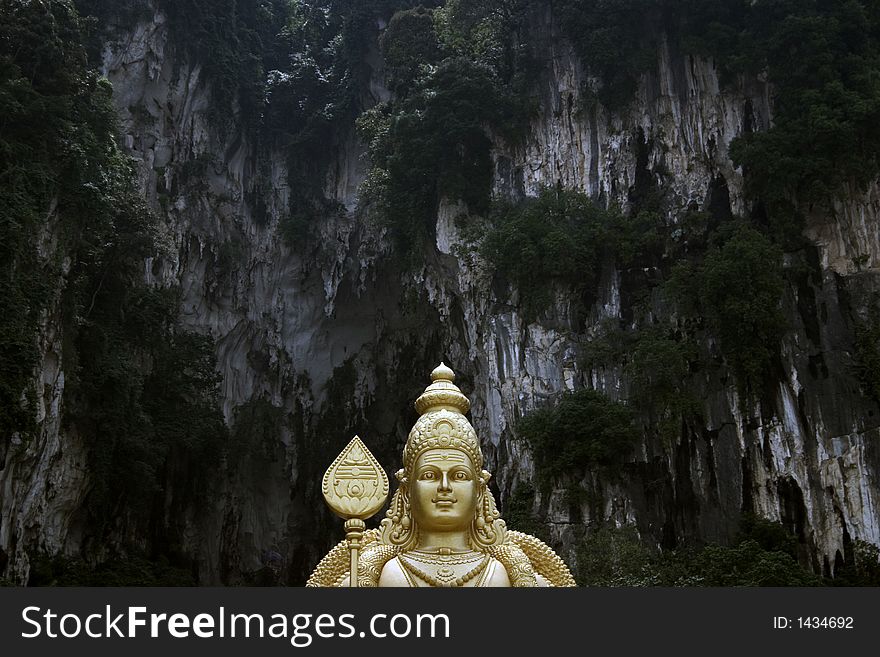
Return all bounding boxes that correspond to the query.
[307,528,395,587]
[503,531,576,587]
[485,556,512,586]
[306,535,353,587]
[357,542,399,587]
[377,557,411,587]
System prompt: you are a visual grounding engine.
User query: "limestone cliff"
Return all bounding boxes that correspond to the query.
[1,0,878,584]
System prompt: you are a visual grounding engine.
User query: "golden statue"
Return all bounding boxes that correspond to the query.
[307,363,575,587]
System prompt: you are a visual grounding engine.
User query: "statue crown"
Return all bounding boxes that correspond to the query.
[403,363,482,473]
[413,362,470,415]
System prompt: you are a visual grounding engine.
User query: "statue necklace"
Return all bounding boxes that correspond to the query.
[405,547,484,566]
[399,548,489,587]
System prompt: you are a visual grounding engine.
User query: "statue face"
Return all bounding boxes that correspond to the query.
[409,448,478,532]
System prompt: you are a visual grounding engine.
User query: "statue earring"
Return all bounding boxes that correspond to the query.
[384,486,414,547]
[400,490,411,531]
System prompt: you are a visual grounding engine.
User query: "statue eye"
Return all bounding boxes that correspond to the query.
[453,471,469,480]
[421,471,436,480]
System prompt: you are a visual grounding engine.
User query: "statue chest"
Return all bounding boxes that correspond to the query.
[392,552,508,587]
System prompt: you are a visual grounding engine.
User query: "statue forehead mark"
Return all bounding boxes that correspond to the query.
[422,452,466,463]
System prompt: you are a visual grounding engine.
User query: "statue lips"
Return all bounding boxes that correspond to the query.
[432,495,456,509]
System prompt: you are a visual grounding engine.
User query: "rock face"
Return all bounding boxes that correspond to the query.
[1,5,878,584]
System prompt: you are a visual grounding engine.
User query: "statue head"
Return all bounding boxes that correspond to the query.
[379,363,506,550]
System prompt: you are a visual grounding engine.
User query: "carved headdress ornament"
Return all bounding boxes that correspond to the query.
[402,362,482,474]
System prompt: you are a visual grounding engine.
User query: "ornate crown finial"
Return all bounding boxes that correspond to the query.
[414,363,470,416]
[431,362,455,382]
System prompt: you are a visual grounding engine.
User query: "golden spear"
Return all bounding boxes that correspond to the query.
[321,436,389,587]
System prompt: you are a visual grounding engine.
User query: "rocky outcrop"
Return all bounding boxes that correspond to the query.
[420,18,880,574]
[0,257,91,583]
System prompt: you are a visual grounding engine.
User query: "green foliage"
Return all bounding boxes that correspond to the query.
[57,96,228,523]
[0,269,44,439]
[579,319,630,372]
[230,397,286,465]
[28,554,195,586]
[692,541,821,586]
[433,0,533,80]
[479,187,661,318]
[68,290,228,523]
[852,300,880,402]
[380,7,441,94]
[359,56,524,258]
[313,358,363,449]
[155,0,291,124]
[0,0,118,440]
[260,1,424,244]
[359,0,533,260]
[0,0,228,533]
[554,0,662,109]
[151,0,371,243]
[624,329,691,402]
[83,0,304,126]
[518,388,639,485]
[670,224,786,394]
[77,1,419,246]
[481,189,605,317]
[504,481,548,541]
[580,320,700,446]
[144,332,227,465]
[840,540,880,586]
[688,1,880,232]
[553,1,880,238]
[576,525,673,586]
[624,326,698,443]
[575,521,823,586]
[737,512,799,558]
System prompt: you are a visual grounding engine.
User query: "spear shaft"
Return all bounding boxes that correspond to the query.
[345,519,365,587]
